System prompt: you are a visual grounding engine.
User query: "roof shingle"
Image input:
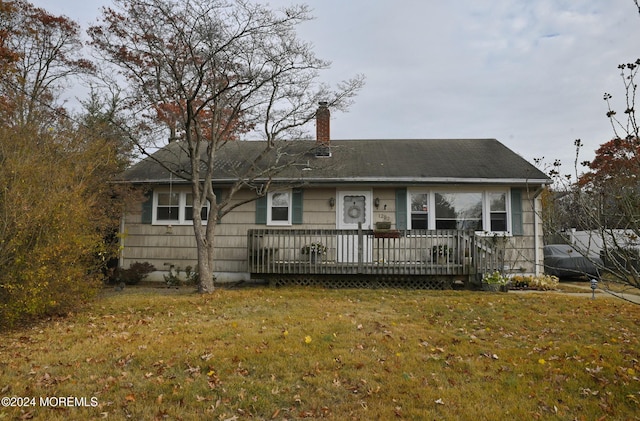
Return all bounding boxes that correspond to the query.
[120,138,550,185]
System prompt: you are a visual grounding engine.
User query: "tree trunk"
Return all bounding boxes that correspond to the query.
[192,196,217,293]
[197,241,215,293]
[193,223,216,293]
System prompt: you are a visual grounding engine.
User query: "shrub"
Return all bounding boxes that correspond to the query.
[528,274,559,290]
[482,271,508,285]
[117,262,156,285]
[509,274,559,291]
[164,265,210,287]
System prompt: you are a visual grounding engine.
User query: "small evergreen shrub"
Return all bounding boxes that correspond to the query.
[118,262,156,285]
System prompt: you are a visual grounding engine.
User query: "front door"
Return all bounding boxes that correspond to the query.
[337,190,373,263]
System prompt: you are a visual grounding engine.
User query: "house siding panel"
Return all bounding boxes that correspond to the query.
[120,186,545,281]
[395,188,407,230]
[121,188,338,281]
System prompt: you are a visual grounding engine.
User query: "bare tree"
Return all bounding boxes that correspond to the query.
[89,0,364,292]
[0,0,94,127]
[538,1,640,291]
[541,60,640,290]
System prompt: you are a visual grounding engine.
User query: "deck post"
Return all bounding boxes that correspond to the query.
[357,222,363,274]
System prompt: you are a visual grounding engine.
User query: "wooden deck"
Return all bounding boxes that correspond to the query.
[247,228,503,284]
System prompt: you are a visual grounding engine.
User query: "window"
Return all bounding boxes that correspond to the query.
[489,192,507,232]
[156,192,179,221]
[407,189,511,233]
[153,190,210,225]
[435,192,483,230]
[410,192,429,229]
[267,191,291,225]
[185,193,209,221]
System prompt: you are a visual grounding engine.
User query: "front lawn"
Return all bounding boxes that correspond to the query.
[1,286,639,420]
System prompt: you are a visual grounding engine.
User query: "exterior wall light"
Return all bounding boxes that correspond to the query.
[329,197,335,208]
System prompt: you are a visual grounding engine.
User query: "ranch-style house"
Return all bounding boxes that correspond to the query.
[117,103,551,288]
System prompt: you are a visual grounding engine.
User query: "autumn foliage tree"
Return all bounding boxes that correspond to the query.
[570,59,640,287]
[89,0,364,292]
[0,0,93,126]
[541,58,640,289]
[0,124,107,326]
[0,2,132,326]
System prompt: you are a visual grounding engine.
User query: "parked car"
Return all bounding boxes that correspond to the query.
[543,244,602,278]
[601,247,640,272]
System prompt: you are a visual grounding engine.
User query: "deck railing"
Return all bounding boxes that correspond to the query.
[247,228,502,278]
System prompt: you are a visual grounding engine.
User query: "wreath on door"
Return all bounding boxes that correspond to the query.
[347,205,362,219]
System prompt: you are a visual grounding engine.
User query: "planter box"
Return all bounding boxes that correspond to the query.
[482,283,503,292]
[373,230,401,239]
[375,221,391,230]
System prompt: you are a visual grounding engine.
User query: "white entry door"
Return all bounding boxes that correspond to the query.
[337,190,373,263]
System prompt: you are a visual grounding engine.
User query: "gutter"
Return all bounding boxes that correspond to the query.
[119,177,552,186]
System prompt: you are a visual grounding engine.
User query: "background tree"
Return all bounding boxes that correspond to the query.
[89,0,364,293]
[0,2,132,326]
[540,60,640,289]
[0,0,93,126]
[539,2,640,291]
[577,60,640,287]
[75,88,138,274]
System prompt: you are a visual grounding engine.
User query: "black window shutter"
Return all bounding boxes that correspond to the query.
[511,188,523,236]
[395,188,407,230]
[141,190,153,224]
[255,195,267,224]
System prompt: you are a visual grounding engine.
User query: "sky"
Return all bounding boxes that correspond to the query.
[32,0,640,174]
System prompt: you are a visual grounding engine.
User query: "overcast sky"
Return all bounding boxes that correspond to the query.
[32,0,640,174]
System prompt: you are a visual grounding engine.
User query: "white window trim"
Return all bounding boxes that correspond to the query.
[407,190,430,230]
[406,188,512,235]
[152,189,210,225]
[267,190,292,226]
[485,189,510,235]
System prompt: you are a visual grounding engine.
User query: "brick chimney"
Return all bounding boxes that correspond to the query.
[315,101,330,144]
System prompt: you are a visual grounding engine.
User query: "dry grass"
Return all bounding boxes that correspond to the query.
[1,285,640,420]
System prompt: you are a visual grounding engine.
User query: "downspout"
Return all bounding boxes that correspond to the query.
[532,184,546,276]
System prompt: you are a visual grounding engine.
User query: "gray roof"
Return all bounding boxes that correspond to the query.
[120,138,550,186]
